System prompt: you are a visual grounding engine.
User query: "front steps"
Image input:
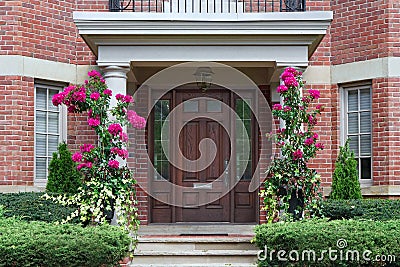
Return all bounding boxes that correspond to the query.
[130,225,259,267]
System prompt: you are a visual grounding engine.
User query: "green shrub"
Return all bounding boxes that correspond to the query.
[0,217,130,267]
[254,219,400,267]
[330,139,362,200]
[0,192,79,223]
[46,142,82,194]
[322,199,400,221]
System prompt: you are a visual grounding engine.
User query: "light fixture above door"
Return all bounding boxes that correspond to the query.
[193,67,214,91]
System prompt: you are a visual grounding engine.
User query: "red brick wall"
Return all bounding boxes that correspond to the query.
[0,76,35,186]
[330,0,393,65]
[67,112,98,153]
[372,77,400,186]
[307,84,338,187]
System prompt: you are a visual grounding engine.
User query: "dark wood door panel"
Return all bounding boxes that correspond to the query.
[150,89,257,223]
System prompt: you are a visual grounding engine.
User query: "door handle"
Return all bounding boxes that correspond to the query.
[224,159,229,188]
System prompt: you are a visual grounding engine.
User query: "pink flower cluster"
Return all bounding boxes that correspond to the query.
[88,117,100,127]
[308,115,317,126]
[292,149,303,160]
[77,162,93,170]
[119,132,128,142]
[273,104,282,111]
[52,85,86,109]
[316,143,324,149]
[283,106,291,112]
[90,92,100,101]
[283,76,298,88]
[304,137,314,146]
[88,70,102,78]
[72,152,83,162]
[108,160,119,169]
[111,147,129,159]
[116,94,134,103]
[108,123,123,136]
[80,144,95,153]
[276,85,288,94]
[72,152,93,170]
[308,90,320,99]
[104,89,112,96]
[316,104,324,111]
[280,67,300,88]
[127,110,146,129]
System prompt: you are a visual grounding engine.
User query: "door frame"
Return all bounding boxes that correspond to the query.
[148,86,260,224]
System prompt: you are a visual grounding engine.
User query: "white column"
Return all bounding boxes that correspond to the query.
[102,65,130,108]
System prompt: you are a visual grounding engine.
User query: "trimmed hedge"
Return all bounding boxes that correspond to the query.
[0,192,79,223]
[254,219,400,267]
[0,218,130,267]
[322,199,400,221]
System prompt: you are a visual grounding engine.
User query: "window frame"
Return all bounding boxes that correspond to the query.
[341,82,373,185]
[34,80,67,186]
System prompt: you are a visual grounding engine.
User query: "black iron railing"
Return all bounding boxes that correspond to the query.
[109,0,305,12]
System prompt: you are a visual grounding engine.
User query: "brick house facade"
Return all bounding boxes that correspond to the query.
[0,0,399,225]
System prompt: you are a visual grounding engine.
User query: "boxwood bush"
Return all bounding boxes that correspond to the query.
[0,192,79,223]
[321,199,400,221]
[254,219,400,267]
[0,218,130,267]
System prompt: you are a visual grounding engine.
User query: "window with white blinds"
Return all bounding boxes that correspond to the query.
[35,83,63,182]
[344,85,372,180]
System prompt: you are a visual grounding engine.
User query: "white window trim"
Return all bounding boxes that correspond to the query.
[340,82,373,186]
[34,81,67,187]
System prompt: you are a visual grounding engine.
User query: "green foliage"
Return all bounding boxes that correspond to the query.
[46,142,82,194]
[0,192,79,223]
[254,219,400,266]
[0,217,130,267]
[322,199,400,221]
[330,139,362,200]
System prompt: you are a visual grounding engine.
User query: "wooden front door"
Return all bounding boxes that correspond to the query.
[175,91,231,222]
[150,88,257,223]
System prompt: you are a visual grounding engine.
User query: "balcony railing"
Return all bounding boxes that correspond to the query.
[109,0,305,13]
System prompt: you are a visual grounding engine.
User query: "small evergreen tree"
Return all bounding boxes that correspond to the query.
[330,139,362,200]
[46,142,82,194]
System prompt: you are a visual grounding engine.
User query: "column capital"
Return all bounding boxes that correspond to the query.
[101,65,130,80]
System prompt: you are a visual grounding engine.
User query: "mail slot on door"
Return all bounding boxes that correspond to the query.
[193,183,212,189]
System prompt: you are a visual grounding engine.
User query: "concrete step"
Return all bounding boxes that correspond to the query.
[137,236,258,251]
[131,236,258,266]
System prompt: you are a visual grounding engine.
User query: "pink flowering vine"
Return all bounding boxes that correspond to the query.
[264,67,325,223]
[90,92,100,101]
[72,152,83,162]
[88,118,100,127]
[108,123,123,136]
[50,69,146,233]
[108,160,119,169]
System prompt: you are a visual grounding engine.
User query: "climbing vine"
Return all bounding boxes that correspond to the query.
[262,67,324,223]
[46,70,145,251]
